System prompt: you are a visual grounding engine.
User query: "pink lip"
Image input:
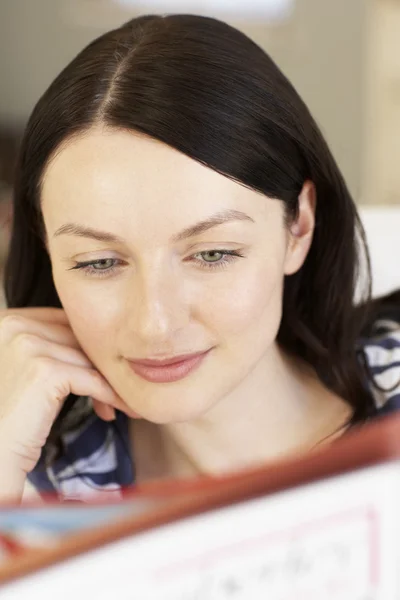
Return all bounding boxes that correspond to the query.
[127,349,211,383]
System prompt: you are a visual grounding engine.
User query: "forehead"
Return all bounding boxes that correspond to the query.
[41,127,272,237]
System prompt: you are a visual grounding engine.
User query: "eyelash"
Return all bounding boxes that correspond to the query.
[69,250,245,278]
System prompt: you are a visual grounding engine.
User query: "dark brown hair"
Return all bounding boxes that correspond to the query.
[5,14,379,460]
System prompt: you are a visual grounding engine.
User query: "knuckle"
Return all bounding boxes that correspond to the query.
[14,333,37,354]
[90,369,110,394]
[31,357,55,379]
[0,315,25,338]
[90,368,104,385]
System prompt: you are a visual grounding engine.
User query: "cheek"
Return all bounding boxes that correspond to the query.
[200,261,284,339]
[53,277,118,355]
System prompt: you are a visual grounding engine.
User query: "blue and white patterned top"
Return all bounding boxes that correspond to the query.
[28,317,400,502]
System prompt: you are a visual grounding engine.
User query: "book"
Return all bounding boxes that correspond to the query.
[1,412,400,599]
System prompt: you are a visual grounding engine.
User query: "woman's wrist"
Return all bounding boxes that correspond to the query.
[0,449,27,503]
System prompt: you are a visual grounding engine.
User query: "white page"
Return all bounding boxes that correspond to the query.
[2,461,400,600]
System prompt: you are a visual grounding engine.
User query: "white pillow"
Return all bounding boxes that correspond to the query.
[358,206,400,298]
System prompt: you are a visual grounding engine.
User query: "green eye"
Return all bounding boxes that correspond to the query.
[92,259,115,270]
[190,249,245,271]
[70,258,122,277]
[200,251,224,263]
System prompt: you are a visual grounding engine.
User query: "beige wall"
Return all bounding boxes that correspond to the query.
[242,0,367,201]
[0,0,366,199]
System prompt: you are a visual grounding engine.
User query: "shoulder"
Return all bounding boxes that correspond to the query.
[360,317,400,414]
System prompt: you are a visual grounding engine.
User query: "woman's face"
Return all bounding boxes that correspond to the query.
[41,127,313,423]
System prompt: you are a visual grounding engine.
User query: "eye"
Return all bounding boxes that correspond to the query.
[69,250,245,278]
[87,259,115,270]
[191,249,245,270]
[199,251,224,263]
[69,258,122,277]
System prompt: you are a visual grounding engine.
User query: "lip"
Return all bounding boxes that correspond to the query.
[127,349,212,383]
[128,351,210,367]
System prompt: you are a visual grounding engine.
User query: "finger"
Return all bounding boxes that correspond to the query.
[0,315,81,348]
[92,399,116,422]
[91,399,141,420]
[0,307,69,324]
[12,334,93,368]
[43,360,132,414]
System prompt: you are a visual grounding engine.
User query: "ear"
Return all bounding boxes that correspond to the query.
[284,180,316,276]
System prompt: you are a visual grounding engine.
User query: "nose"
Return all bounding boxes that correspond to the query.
[127,264,190,345]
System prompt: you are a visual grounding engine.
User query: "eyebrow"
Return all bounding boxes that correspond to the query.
[53,209,254,244]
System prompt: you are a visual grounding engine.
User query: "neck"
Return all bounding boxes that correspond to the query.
[159,344,352,478]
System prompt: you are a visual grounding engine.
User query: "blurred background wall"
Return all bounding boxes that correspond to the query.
[0,0,399,300]
[0,0,369,200]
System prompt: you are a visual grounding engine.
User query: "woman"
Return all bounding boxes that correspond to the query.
[1,14,399,503]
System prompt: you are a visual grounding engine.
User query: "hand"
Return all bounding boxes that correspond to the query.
[0,307,129,480]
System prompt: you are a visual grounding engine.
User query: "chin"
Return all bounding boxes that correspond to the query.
[122,394,217,425]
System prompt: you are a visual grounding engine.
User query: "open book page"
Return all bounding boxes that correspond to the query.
[0,479,208,557]
[1,460,399,600]
[1,414,400,598]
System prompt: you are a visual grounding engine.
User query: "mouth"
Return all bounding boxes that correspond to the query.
[127,349,212,383]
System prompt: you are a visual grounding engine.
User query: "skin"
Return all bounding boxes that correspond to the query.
[41,126,352,479]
